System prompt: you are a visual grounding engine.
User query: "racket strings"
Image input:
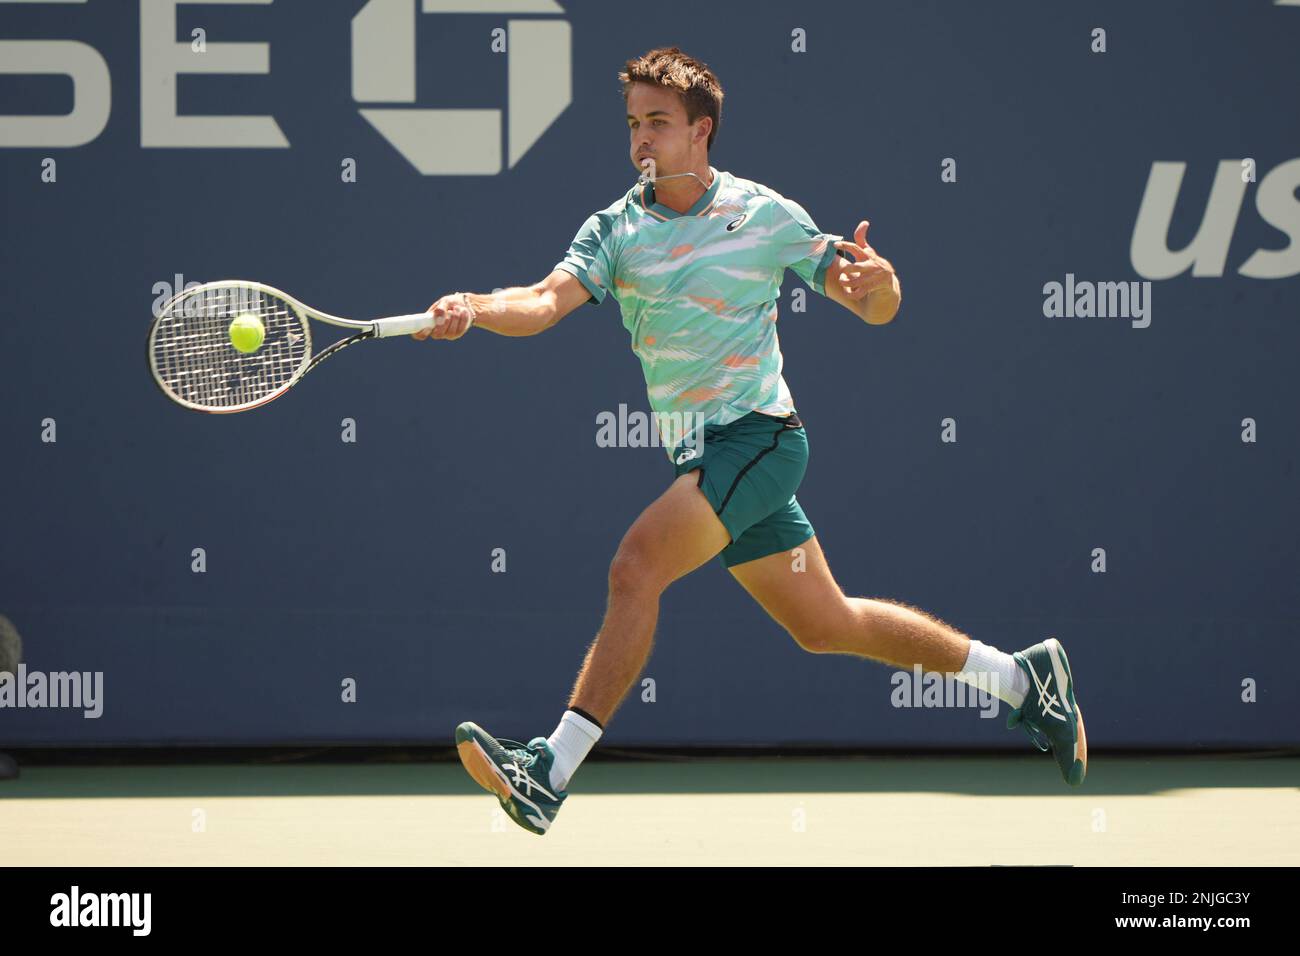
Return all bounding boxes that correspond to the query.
[151,285,310,411]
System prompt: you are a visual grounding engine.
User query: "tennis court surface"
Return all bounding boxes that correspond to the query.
[3,754,1296,866]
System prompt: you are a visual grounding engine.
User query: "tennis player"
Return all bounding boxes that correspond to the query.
[415,47,1086,835]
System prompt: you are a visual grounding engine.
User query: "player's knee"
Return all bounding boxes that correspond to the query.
[607,548,666,598]
[789,603,856,654]
[790,624,838,654]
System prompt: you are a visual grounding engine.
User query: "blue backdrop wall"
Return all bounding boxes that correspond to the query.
[2,0,1297,747]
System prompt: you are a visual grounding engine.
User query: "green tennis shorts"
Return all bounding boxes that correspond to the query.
[672,409,815,568]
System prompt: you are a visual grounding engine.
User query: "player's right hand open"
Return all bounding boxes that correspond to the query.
[412,293,475,341]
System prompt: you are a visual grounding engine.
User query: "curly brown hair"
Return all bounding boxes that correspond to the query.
[619,46,724,151]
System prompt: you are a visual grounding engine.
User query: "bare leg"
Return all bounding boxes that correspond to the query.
[729,534,971,673]
[568,471,731,725]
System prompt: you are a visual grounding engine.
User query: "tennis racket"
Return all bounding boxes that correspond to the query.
[148,280,441,413]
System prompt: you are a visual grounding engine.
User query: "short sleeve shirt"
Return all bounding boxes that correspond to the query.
[554,166,843,459]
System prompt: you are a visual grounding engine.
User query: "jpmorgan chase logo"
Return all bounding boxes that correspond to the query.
[352,0,571,174]
[0,0,571,175]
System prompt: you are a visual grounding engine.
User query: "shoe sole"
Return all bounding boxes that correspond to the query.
[1074,702,1089,783]
[457,738,513,802]
[455,726,551,835]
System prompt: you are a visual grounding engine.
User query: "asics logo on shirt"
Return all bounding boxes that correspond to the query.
[676,447,700,464]
[726,214,748,231]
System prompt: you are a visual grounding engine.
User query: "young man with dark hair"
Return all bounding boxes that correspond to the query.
[416,46,1086,835]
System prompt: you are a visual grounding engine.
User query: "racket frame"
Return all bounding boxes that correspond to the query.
[147,279,435,414]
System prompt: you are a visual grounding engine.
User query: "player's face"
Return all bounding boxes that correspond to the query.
[626,84,700,177]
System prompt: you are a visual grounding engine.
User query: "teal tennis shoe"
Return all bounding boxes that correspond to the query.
[1006,638,1088,786]
[455,721,567,835]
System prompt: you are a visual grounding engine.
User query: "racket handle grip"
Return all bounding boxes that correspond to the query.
[372,311,435,337]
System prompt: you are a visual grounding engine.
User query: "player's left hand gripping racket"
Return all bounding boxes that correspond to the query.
[148,280,439,413]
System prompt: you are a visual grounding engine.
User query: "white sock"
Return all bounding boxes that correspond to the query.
[955,640,1029,709]
[545,709,602,791]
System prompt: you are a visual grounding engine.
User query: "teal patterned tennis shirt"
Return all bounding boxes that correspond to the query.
[554,166,843,459]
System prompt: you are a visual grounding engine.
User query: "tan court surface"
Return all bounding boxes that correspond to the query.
[1,755,1296,866]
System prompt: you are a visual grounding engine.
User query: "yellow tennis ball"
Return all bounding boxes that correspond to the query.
[229,313,265,353]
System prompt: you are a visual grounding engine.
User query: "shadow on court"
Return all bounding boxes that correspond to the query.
[2,753,1297,799]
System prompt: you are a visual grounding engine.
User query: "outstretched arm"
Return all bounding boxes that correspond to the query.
[825,219,900,325]
[412,269,595,341]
